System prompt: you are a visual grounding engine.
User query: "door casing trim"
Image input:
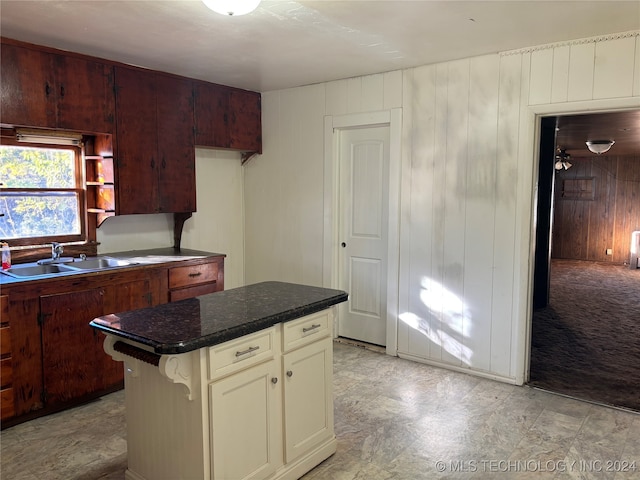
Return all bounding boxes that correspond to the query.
[323,108,402,356]
[519,96,640,384]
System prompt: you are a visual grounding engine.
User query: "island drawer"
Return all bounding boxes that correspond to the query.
[282,310,331,353]
[208,327,277,381]
[169,262,218,290]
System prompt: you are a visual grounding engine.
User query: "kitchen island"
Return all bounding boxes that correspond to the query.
[91,281,348,480]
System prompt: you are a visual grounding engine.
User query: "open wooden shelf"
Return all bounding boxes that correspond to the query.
[84,136,115,228]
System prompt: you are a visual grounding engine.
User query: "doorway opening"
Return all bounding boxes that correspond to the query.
[529,110,640,411]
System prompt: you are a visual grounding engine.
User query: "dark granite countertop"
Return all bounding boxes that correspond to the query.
[90,281,348,354]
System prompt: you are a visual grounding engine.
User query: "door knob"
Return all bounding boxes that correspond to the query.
[341,242,346,248]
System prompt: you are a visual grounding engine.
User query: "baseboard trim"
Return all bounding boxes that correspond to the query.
[397,352,519,385]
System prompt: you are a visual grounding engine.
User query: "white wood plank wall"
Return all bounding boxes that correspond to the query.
[244,31,640,384]
[244,72,403,286]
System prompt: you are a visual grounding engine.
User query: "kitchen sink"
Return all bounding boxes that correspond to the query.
[65,257,137,270]
[1,263,78,278]
[1,256,138,279]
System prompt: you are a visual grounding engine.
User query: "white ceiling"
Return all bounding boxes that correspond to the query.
[1,1,639,93]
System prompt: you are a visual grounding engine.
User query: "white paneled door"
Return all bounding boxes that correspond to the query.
[338,125,390,346]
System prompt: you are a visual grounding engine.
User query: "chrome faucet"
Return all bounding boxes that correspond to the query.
[51,242,64,262]
[37,242,65,265]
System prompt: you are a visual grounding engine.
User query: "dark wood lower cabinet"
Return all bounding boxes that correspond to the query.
[1,253,224,427]
[41,289,110,405]
[40,279,153,407]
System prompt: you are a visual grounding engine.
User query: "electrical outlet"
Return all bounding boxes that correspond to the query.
[606,248,613,255]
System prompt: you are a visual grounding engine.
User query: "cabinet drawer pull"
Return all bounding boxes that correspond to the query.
[188,272,202,278]
[235,345,259,357]
[302,324,321,333]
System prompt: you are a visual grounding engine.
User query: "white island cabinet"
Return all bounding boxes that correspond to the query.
[93,282,347,480]
[210,311,334,480]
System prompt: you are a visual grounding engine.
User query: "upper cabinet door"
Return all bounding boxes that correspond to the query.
[194,80,230,149]
[229,90,262,153]
[55,55,115,133]
[114,66,160,214]
[0,42,115,133]
[156,75,196,213]
[194,81,262,153]
[115,67,196,215]
[1,43,56,128]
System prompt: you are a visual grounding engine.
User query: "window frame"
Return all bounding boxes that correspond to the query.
[0,136,88,248]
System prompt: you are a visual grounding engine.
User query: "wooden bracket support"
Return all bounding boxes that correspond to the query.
[241,151,258,165]
[173,212,193,250]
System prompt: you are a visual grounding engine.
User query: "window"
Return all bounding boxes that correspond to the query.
[0,139,85,246]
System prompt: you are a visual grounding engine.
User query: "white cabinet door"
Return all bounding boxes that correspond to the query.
[210,359,282,480]
[282,337,334,463]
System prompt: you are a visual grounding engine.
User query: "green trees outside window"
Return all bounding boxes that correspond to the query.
[0,145,81,241]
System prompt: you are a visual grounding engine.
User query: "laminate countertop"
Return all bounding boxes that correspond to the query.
[0,247,225,285]
[90,281,348,355]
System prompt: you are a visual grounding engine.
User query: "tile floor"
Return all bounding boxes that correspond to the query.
[2,341,639,479]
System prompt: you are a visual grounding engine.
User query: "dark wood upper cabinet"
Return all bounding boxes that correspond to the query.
[0,44,54,128]
[229,89,262,153]
[194,80,262,153]
[156,74,197,213]
[114,67,196,214]
[194,81,230,148]
[0,42,114,133]
[114,67,159,214]
[54,55,115,133]
[1,37,261,218]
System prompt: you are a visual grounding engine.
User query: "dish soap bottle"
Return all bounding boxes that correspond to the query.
[1,242,11,270]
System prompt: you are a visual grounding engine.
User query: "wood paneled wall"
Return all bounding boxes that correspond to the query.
[553,154,640,264]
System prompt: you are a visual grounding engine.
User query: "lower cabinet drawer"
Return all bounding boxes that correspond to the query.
[0,357,12,387]
[169,282,218,302]
[169,263,218,290]
[207,327,277,381]
[0,326,11,356]
[282,310,331,353]
[1,387,14,420]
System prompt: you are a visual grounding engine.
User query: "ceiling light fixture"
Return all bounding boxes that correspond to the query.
[555,148,572,170]
[202,0,260,16]
[586,140,615,155]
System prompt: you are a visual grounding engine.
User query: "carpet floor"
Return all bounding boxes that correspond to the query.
[529,259,640,411]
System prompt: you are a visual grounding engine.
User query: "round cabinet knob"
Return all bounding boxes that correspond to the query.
[271,377,278,384]
[286,370,293,377]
